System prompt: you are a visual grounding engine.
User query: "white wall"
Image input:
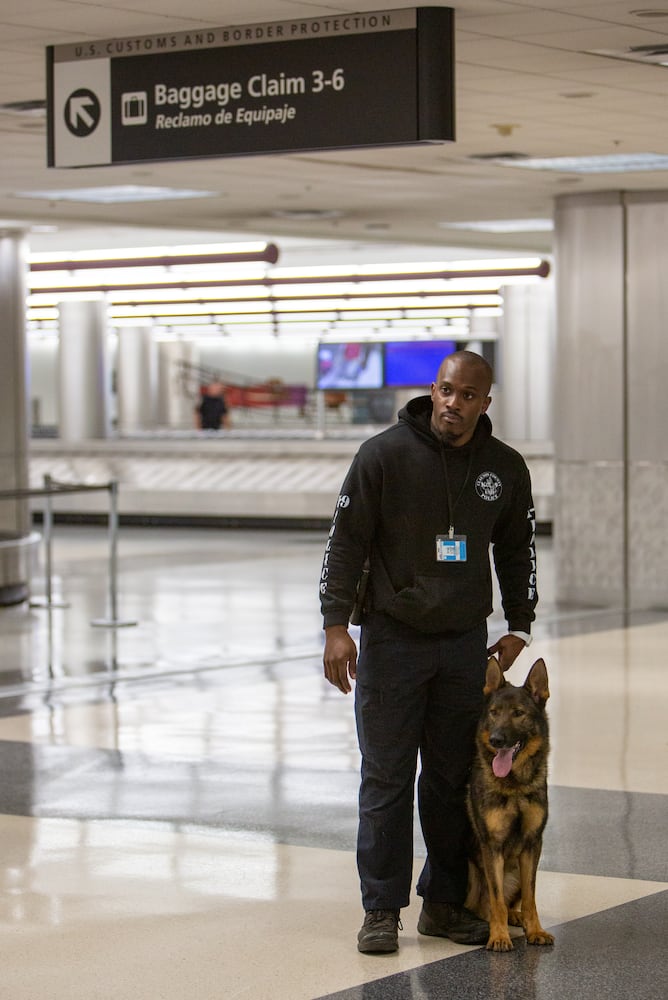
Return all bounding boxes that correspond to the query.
[197,336,318,387]
[29,339,58,427]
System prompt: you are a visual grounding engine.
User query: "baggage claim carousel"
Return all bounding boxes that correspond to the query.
[28,432,554,531]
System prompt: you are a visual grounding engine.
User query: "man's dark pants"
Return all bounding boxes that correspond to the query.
[354,613,488,911]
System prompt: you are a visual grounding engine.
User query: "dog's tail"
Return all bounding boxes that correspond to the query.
[465,860,521,921]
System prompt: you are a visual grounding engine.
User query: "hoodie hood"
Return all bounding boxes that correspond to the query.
[398,394,493,449]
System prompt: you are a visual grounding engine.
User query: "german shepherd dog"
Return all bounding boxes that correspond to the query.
[465,656,555,952]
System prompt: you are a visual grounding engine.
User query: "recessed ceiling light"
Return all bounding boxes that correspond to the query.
[15,185,218,204]
[477,153,668,174]
[438,219,553,233]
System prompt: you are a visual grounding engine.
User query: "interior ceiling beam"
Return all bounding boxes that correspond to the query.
[30,261,549,296]
[29,244,280,271]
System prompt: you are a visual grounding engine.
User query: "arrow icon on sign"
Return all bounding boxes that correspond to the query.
[64,88,101,137]
[69,94,96,130]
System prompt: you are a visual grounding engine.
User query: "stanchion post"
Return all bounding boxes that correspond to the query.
[109,479,119,623]
[43,473,53,607]
[315,390,326,439]
[29,473,69,610]
[90,479,137,629]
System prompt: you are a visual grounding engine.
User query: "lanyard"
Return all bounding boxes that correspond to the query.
[438,444,475,539]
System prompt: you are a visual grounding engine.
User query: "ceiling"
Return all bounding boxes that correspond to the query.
[3,0,668,259]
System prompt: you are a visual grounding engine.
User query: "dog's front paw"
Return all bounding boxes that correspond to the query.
[526,929,555,946]
[486,934,514,952]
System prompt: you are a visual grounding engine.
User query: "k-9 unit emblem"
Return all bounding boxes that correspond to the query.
[475,472,503,502]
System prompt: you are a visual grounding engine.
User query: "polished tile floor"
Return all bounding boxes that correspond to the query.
[0,525,665,999]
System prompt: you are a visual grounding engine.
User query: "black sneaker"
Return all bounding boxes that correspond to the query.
[417,902,489,945]
[357,909,402,953]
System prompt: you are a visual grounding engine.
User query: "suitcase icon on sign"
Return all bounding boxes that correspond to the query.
[121,92,148,125]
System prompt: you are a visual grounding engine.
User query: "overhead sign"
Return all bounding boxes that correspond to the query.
[46,7,454,168]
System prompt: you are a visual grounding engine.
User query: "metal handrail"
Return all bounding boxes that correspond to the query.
[0,483,112,499]
[0,476,137,628]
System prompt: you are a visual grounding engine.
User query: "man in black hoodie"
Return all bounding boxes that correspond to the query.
[320,350,537,954]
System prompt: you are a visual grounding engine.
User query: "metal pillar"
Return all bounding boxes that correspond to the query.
[58,298,110,440]
[0,230,38,605]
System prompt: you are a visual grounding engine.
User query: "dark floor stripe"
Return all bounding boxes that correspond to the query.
[315,891,668,1000]
[0,740,665,882]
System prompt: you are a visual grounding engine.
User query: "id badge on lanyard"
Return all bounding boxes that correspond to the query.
[437,444,472,563]
[436,533,467,562]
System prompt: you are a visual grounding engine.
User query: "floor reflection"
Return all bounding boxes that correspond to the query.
[0,526,664,1000]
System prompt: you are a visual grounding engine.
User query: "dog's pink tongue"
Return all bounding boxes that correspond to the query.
[492,748,515,778]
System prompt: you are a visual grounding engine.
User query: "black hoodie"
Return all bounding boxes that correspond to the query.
[320,395,537,635]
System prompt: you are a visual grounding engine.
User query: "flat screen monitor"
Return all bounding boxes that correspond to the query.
[316,341,384,390]
[383,339,459,388]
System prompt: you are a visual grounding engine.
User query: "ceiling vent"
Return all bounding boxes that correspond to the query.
[270,209,343,221]
[0,100,47,134]
[587,44,668,66]
[0,99,46,117]
[469,152,531,162]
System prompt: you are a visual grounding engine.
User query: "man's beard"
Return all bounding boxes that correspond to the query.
[431,419,462,445]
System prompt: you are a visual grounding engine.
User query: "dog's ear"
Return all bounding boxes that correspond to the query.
[524,658,550,707]
[483,656,504,696]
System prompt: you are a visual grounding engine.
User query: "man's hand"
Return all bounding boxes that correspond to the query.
[487,634,526,672]
[323,625,358,694]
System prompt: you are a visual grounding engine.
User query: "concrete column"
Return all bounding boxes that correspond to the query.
[116,325,157,433]
[0,230,38,604]
[499,282,554,442]
[157,340,198,429]
[58,299,110,440]
[467,312,503,435]
[554,191,668,610]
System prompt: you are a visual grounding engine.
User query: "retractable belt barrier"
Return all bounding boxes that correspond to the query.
[0,475,137,628]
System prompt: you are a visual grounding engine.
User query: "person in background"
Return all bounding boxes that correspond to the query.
[319,350,538,954]
[195,381,230,431]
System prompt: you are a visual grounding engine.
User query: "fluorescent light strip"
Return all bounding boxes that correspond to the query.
[439,219,553,233]
[25,249,542,334]
[27,276,523,302]
[488,153,668,174]
[272,257,544,279]
[17,185,219,204]
[29,242,272,264]
[30,294,503,324]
